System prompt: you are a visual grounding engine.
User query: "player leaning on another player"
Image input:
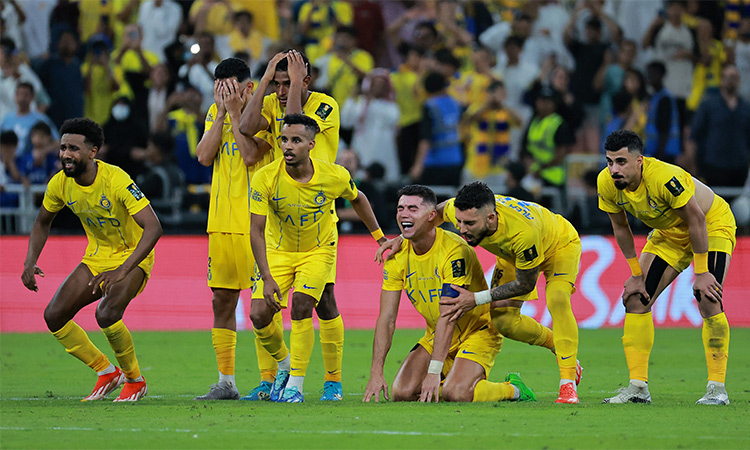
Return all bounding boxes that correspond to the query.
[598,130,735,405]
[377,181,583,403]
[21,118,162,402]
[194,57,274,400]
[363,185,535,404]
[239,50,346,402]
[249,114,385,403]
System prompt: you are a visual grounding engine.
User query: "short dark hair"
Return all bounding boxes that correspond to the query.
[435,48,460,69]
[424,71,447,94]
[646,61,666,78]
[214,57,251,82]
[275,50,311,77]
[30,121,52,136]
[233,10,253,22]
[611,90,633,115]
[415,21,438,38]
[0,130,19,146]
[397,42,425,58]
[506,161,526,182]
[336,25,357,37]
[503,35,525,49]
[16,81,34,95]
[586,17,602,32]
[60,118,105,149]
[454,181,496,211]
[149,131,175,155]
[604,130,643,154]
[397,184,437,207]
[283,113,319,135]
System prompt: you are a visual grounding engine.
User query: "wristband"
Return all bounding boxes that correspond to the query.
[626,257,643,277]
[474,289,492,305]
[427,360,444,375]
[371,228,384,241]
[694,252,708,274]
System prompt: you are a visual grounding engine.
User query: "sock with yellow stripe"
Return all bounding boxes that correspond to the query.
[290,318,314,380]
[101,320,141,381]
[472,380,516,402]
[254,317,289,362]
[254,312,282,383]
[702,312,730,383]
[318,315,344,383]
[490,307,554,350]
[211,328,236,385]
[622,312,654,382]
[51,320,110,372]
[545,281,579,380]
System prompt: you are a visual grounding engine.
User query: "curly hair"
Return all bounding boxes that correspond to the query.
[396,184,437,207]
[283,113,320,136]
[454,181,495,211]
[60,118,105,149]
[603,130,643,154]
[214,57,251,82]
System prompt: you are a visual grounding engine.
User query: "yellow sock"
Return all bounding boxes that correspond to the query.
[255,312,282,383]
[101,320,140,380]
[318,315,343,382]
[546,281,579,380]
[702,312,730,384]
[290,318,314,378]
[472,380,515,402]
[254,317,289,362]
[622,312,654,382]
[490,307,554,349]
[51,320,110,372]
[211,328,236,376]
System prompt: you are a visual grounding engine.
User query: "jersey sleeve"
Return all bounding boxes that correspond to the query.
[510,228,543,270]
[204,103,218,134]
[311,96,339,136]
[442,198,459,227]
[41,173,64,213]
[249,168,270,216]
[261,95,276,132]
[381,248,405,291]
[440,244,476,288]
[657,166,694,210]
[596,168,621,213]
[114,170,150,216]
[334,164,358,202]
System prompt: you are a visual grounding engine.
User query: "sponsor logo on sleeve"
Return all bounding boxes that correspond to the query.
[126,183,144,201]
[522,245,538,262]
[451,258,466,277]
[665,176,685,197]
[315,103,333,120]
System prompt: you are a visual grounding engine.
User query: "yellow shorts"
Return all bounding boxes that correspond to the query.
[643,196,737,272]
[207,232,254,290]
[252,245,336,307]
[417,324,503,377]
[86,258,152,297]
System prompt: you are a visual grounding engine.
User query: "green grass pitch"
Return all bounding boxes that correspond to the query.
[1,328,748,449]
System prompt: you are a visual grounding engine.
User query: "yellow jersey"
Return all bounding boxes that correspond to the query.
[597,157,695,230]
[390,65,423,127]
[250,157,357,253]
[325,50,374,106]
[42,161,154,271]
[382,228,491,341]
[444,195,579,270]
[261,92,340,163]
[205,103,275,234]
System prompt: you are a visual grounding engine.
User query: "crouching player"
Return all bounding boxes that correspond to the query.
[363,185,535,403]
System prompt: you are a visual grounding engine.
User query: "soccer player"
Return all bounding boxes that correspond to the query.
[249,114,385,403]
[598,130,735,405]
[239,50,346,401]
[377,181,583,403]
[21,117,161,402]
[363,185,536,404]
[194,57,273,400]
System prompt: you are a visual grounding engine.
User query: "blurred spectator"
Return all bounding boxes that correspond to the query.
[297,0,353,48]
[462,80,521,184]
[17,121,59,185]
[178,32,220,113]
[411,72,463,187]
[644,61,681,163]
[135,130,183,204]
[525,64,585,133]
[0,82,58,156]
[138,0,183,62]
[602,90,636,152]
[82,38,120,125]
[314,25,374,108]
[18,0,55,59]
[521,86,574,189]
[621,68,648,138]
[351,0,385,63]
[734,18,750,102]
[0,129,21,207]
[335,147,387,233]
[688,65,750,187]
[571,0,621,44]
[147,63,171,131]
[594,40,637,133]
[383,3,437,64]
[434,48,463,103]
[687,19,725,111]
[112,24,158,121]
[1,0,25,48]
[493,34,538,117]
[238,0,281,44]
[37,29,84,128]
[505,160,535,203]
[433,1,473,54]
[188,0,233,58]
[480,13,533,67]
[160,86,211,186]
[1,37,51,118]
[228,11,269,68]
[341,68,400,182]
[391,43,424,176]
[101,96,149,178]
[47,0,79,54]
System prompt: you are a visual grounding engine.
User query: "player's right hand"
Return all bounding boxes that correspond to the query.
[263,278,282,313]
[213,80,226,115]
[363,374,389,402]
[21,264,44,292]
[262,52,288,83]
[374,235,404,265]
[622,275,650,306]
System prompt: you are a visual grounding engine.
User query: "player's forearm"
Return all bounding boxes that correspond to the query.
[229,117,260,167]
[489,279,533,302]
[350,192,383,239]
[686,212,709,254]
[24,216,52,267]
[612,223,637,259]
[118,220,162,274]
[286,81,304,115]
[430,313,455,364]
[369,315,396,376]
[239,80,268,136]
[195,119,224,166]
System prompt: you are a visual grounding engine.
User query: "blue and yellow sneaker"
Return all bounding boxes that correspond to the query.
[319,381,343,401]
[280,386,304,403]
[269,370,289,402]
[240,381,272,401]
[505,372,536,402]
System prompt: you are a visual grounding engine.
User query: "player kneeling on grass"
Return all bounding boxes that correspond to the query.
[21,118,162,402]
[363,185,535,403]
[249,113,386,403]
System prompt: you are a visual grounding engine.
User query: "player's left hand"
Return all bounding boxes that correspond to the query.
[287,50,308,84]
[419,373,440,403]
[89,267,128,296]
[223,79,243,116]
[693,272,722,303]
[262,278,282,313]
[439,285,476,322]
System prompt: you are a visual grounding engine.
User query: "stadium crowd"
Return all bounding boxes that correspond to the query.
[2,0,750,235]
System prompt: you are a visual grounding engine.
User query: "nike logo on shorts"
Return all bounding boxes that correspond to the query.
[303,284,316,290]
[561,355,573,360]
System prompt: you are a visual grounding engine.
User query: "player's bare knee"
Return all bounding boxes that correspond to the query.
[290,297,315,320]
[249,308,273,329]
[441,382,471,402]
[95,302,124,328]
[43,303,69,332]
[211,294,238,321]
[624,294,650,313]
[391,383,419,402]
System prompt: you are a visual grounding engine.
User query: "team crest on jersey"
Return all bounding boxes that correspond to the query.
[207,111,214,122]
[315,103,333,120]
[99,194,111,210]
[314,190,326,205]
[523,245,538,262]
[451,259,466,277]
[126,183,144,201]
[665,176,684,197]
[647,195,658,209]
